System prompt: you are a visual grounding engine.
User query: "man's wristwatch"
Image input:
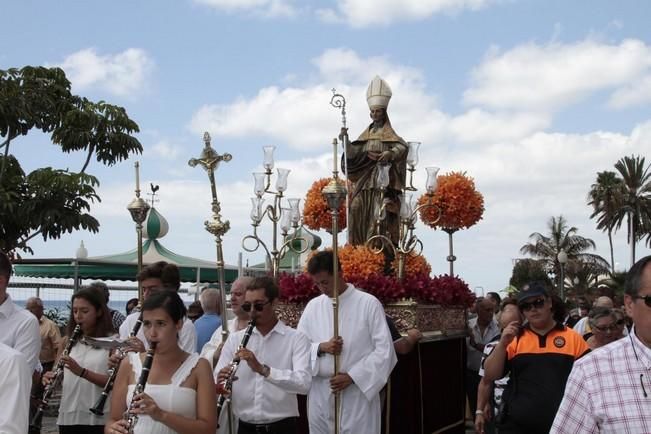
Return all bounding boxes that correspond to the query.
[261,364,271,378]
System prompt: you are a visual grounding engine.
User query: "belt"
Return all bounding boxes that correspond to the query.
[238,417,296,433]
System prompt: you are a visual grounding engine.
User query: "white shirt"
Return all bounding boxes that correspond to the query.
[297,284,397,434]
[0,293,41,371]
[0,342,30,434]
[551,327,651,434]
[466,317,499,372]
[215,320,311,423]
[119,311,197,353]
[200,318,237,370]
[57,340,111,426]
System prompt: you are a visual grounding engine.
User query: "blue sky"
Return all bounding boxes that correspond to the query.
[2,0,650,294]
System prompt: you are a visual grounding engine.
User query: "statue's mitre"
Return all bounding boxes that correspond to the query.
[366,75,392,109]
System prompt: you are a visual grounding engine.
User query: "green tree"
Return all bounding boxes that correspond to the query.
[519,215,609,294]
[587,170,625,272]
[0,66,142,254]
[613,155,651,266]
[509,258,553,291]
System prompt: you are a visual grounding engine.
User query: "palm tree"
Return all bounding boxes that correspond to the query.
[520,216,610,294]
[588,171,625,272]
[614,155,651,266]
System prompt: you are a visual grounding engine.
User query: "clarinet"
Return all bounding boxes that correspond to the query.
[124,341,157,434]
[216,318,256,421]
[90,311,144,415]
[30,325,83,428]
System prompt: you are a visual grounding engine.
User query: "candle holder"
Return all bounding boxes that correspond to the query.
[242,146,308,280]
[366,159,441,280]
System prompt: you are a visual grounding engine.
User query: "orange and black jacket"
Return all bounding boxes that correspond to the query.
[502,323,590,432]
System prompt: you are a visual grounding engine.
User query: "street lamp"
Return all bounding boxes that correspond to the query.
[557,249,568,300]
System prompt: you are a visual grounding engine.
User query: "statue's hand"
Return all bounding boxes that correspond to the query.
[339,127,348,140]
[377,151,393,162]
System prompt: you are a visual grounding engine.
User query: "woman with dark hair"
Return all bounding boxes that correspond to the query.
[43,288,114,434]
[106,291,216,434]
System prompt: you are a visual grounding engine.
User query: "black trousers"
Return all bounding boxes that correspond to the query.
[465,368,481,415]
[238,417,297,434]
[59,425,104,434]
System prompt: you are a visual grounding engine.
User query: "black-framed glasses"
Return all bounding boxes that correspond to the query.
[593,323,618,333]
[616,319,626,327]
[632,294,651,307]
[519,297,545,312]
[241,300,271,312]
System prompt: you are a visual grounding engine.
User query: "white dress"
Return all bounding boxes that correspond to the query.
[126,352,200,434]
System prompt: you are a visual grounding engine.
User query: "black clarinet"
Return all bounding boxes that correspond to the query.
[124,341,157,434]
[216,318,256,422]
[30,325,83,428]
[90,311,143,415]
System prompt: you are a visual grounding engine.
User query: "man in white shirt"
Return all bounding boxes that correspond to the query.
[551,255,651,433]
[0,342,31,434]
[297,251,397,434]
[466,297,500,417]
[216,276,311,434]
[201,276,254,369]
[118,261,197,353]
[0,251,40,372]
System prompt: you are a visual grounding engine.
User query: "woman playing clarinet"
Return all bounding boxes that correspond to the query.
[105,290,216,434]
[42,288,114,434]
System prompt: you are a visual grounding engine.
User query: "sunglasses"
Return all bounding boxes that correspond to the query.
[241,300,271,313]
[519,297,546,312]
[632,294,651,307]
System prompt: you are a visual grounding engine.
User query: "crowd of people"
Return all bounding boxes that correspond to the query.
[468,260,651,434]
[1,248,650,434]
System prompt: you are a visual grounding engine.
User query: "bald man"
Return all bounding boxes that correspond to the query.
[195,288,223,351]
[200,276,254,368]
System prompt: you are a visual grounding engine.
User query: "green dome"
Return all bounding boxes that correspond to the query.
[143,207,169,240]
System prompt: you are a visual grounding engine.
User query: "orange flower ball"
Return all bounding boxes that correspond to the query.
[418,171,484,230]
[303,178,347,232]
[392,253,431,276]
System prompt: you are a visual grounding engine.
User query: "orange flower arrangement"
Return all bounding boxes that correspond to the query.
[391,252,431,276]
[338,244,385,280]
[303,178,347,233]
[418,171,484,231]
[306,245,384,281]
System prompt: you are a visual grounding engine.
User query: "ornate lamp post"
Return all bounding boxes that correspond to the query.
[242,145,307,279]
[126,161,150,303]
[557,248,568,300]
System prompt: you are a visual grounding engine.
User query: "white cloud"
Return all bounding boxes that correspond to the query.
[317,0,496,28]
[145,139,183,161]
[189,48,448,150]
[194,0,297,17]
[464,39,651,111]
[54,48,154,98]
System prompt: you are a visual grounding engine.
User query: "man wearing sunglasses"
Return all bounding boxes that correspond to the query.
[483,281,588,434]
[215,276,311,434]
[297,250,397,434]
[552,255,651,433]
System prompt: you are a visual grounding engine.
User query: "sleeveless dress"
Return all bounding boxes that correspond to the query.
[126,352,200,434]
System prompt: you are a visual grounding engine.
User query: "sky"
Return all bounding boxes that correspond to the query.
[2,0,650,295]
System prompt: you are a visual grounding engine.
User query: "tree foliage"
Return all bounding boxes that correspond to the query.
[509,258,553,291]
[0,66,142,255]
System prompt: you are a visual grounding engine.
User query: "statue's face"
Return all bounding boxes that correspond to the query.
[370,108,386,123]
